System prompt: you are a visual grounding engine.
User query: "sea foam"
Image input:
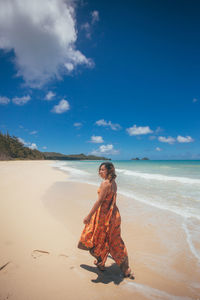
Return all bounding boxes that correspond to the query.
[116,168,200,185]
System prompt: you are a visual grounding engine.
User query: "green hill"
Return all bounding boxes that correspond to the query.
[0,132,44,160]
[0,132,110,161]
[43,152,110,160]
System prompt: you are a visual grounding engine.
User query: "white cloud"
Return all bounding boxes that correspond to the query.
[42,146,47,149]
[45,91,56,101]
[81,22,91,39]
[81,23,90,31]
[73,122,82,128]
[95,119,121,130]
[81,11,99,39]
[64,62,74,71]
[30,131,37,135]
[90,135,104,143]
[17,137,26,145]
[29,143,37,150]
[91,11,99,24]
[12,95,31,105]
[156,147,162,151]
[51,99,70,114]
[0,96,10,105]
[155,126,163,134]
[158,136,176,144]
[0,0,93,88]
[17,137,37,149]
[177,135,194,143]
[126,125,153,136]
[91,144,119,155]
[96,119,107,126]
[158,135,194,144]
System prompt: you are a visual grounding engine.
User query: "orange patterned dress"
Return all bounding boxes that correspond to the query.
[78,187,129,272]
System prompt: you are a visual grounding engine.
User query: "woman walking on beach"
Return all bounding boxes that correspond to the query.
[78,162,134,278]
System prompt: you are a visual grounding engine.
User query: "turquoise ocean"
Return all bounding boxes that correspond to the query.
[52,160,200,268]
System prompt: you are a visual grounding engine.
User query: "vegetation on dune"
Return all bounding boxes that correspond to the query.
[43,152,110,160]
[0,132,110,161]
[0,132,45,160]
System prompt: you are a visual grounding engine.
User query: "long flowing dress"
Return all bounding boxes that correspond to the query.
[78,187,129,272]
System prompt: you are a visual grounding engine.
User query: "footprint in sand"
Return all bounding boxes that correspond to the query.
[58,254,76,270]
[31,250,50,259]
[0,292,11,300]
[31,250,73,269]
[0,261,11,272]
[58,254,69,259]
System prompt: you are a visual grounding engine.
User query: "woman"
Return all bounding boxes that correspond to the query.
[78,162,134,279]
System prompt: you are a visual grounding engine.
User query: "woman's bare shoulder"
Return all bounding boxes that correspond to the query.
[101,180,117,191]
[100,180,110,189]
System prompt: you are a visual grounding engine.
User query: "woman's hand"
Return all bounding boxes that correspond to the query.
[83,215,91,224]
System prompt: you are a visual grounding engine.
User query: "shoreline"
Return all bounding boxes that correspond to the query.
[0,161,199,299]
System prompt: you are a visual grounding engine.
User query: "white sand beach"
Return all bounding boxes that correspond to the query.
[0,161,199,300]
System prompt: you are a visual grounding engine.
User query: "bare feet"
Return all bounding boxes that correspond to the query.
[124,267,135,279]
[97,263,105,271]
[94,260,105,271]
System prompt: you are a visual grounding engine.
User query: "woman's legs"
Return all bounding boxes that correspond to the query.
[119,256,135,278]
[109,237,135,279]
[89,247,105,271]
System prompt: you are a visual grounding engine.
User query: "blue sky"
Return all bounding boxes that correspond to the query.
[0,0,199,160]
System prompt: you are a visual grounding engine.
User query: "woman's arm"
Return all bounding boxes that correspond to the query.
[83,181,109,224]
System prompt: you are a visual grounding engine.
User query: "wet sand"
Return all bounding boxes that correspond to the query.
[0,161,199,300]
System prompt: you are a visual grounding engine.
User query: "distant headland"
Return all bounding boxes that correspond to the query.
[0,132,110,161]
[43,152,110,161]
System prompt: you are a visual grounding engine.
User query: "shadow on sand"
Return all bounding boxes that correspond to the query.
[80,263,128,285]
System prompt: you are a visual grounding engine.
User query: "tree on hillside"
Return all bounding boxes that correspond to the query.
[0,132,44,160]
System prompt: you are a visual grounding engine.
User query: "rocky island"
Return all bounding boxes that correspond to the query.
[131,157,149,160]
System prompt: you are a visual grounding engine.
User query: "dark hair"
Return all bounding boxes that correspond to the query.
[99,162,117,182]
